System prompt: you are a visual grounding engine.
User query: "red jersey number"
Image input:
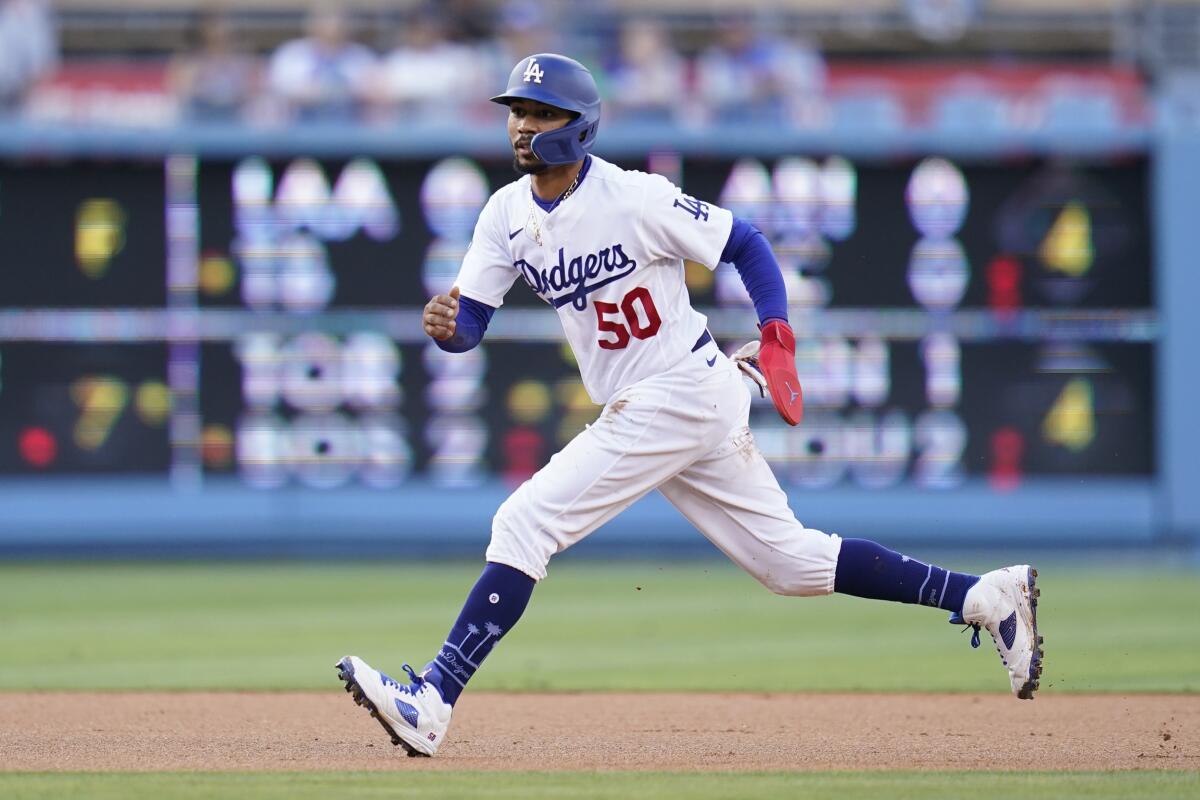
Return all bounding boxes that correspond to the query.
[595,287,662,350]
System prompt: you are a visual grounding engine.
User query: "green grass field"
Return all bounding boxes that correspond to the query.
[1,560,1197,799]
[0,560,1197,693]
[1,771,1197,800]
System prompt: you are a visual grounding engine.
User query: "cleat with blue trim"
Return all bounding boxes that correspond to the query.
[958,566,1043,699]
[336,655,453,756]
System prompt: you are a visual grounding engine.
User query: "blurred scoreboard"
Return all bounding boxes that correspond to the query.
[0,152,1155,490]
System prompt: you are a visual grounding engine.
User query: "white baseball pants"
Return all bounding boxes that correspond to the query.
[486,338,842,596]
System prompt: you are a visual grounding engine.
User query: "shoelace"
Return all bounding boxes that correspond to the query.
[960,622,982,649]
[381,664,425,695]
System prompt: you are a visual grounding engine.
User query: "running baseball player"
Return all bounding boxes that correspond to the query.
[337,53,1043,757]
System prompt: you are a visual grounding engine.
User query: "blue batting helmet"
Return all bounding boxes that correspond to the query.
[490,53,600,166]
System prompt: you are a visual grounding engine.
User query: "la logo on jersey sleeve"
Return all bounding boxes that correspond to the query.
[672,194,710,221]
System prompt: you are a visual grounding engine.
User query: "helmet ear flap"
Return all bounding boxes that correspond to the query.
[572,121,596,148]
[529,114,597,165]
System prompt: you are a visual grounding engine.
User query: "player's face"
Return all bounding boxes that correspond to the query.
[507,99,575,175]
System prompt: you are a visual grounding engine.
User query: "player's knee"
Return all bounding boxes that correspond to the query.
[771,577,830,597]
[754,571,789,595]
[759,572,825,597]
[485,493,552,581]
[755,530,841,596]
[754,555,838,597]
[487,495,524,555]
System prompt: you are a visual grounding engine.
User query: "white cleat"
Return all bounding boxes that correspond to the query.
[958,565,1044,699]
[335,655,453,756]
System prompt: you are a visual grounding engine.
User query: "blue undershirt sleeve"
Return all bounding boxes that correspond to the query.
[435,294,496,353]
[720,217,789,326]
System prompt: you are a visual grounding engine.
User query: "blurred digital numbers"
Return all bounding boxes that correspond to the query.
[1039,201,1093,278]
[231,156,399,310]
[0,344,170,473]
[995,165,1138,307]
[713,155,856,309]
[0,162,166,306]
[1041,377,1095,451]
[417,158,492,487]
[215,157,408,488]
[231,331,409,488]
[730,156,969,488]
[70,375,129,451]
[209,156,498,488]
[175,153,1153,489]
[68,373,170,453]
[978,343,1150,487]
[75,198,127,279]
[0,153,1153,484]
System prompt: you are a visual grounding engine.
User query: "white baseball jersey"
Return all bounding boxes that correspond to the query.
[454,154,841,598]
[455,155,734,404]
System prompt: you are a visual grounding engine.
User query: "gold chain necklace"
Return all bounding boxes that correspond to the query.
[525,168,582,247]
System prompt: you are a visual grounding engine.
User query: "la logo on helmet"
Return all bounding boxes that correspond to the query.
[522,58,544,84]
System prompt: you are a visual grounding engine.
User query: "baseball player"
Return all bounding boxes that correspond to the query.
[337,54,1043,757]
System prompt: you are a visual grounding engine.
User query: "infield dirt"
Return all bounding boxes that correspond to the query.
[1,693,1196,772]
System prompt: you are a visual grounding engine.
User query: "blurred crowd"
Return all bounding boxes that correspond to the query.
[1,0,1167,133]
[0,1,829,127]
[0,0,58,112]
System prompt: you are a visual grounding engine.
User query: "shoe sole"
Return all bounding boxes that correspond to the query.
[335,657,431,757]
[1016,567,1044,700]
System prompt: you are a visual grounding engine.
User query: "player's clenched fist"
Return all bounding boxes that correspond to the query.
[423,286,461,341]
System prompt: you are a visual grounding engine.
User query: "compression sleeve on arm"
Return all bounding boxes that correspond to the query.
[720,217,789,326]
[435,294,496,353]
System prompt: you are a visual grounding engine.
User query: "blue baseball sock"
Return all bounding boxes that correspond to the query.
[833,539,978,613]
[428,562,534,706]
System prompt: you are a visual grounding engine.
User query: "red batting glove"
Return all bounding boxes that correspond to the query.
[758,320,803,426]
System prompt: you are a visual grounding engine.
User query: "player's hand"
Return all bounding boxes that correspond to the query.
[733,320,803,426]
[733,340,768,396]
[423,286,460,341]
